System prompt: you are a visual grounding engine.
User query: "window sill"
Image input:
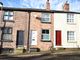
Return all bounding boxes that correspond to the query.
[41,22,51,24]
[67,23,76,25]
[0,40,13,42]
[41,40,51,42]
[67,40,77,43]
[3,20,15,22]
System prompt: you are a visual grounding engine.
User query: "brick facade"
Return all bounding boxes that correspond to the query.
[0,9,54,52]
[30,12,54,51]
[0,1,72,52]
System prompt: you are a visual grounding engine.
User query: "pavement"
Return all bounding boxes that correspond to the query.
[0,50,80,60]
[4,50,80,57]
[0,50,80,57]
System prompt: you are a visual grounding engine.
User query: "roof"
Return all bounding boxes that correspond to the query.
[0,7,80,14]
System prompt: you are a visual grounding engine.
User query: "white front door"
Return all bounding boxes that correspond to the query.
[30,30,37,45]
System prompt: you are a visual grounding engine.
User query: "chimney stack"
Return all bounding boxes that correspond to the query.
[46,0,50,10]
[63,1,69,11]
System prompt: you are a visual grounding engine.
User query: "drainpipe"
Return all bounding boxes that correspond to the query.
[27,11,31,53]
[0,2,3,54]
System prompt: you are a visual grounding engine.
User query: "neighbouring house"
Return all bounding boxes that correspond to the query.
[54,2,80,49]
[0,0,80,53]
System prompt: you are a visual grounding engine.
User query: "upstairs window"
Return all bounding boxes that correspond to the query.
[3,11,13,21]
[67,13,74,23]
[41,13,51,23]
[41,29,50,41]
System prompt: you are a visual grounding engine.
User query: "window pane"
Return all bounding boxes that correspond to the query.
[3,28,12,34]
[2,27,12,40]
[4,11,13,21]
[42,18,49,22]
[42,30,45,33]
[4,11,9,15]
[46,30,49,34]
[42,34,50,40]
[9,16,13,20]
[67,31,75,40]
[3,34,12,40]
[9,28,12,33]
[43,13,49,17]
[42,30,49,34]
[10,12,13,15]
[67,13,74,23]
[3,28,8,33]
[42,13,50,22]
[4,16,8,20]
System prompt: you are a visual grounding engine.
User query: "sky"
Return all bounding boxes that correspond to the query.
[0,0,80,12]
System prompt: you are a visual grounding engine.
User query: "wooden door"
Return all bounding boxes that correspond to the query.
[56,30,61,46]
[16,30,24,47]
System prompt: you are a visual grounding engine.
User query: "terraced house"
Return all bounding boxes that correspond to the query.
[0,0,80,53]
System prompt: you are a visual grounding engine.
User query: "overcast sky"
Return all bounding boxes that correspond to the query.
[0,0,80,12]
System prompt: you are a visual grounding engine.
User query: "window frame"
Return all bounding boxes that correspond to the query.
[67,13,74,24]
[41,13,51,23]
[3,11,14,21]
[2,27,12,41]
[67,31,76,42]
[41,29,50,42]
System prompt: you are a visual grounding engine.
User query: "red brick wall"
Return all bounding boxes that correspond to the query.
[0,10,54,51]
[30,12,54,51]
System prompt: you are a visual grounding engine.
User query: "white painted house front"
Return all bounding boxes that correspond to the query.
[54,12,80,48]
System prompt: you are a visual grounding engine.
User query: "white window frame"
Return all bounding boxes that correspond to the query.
[67,31,76,42]
[67,13,74,23]
[3,11,13,21]
[41,13,51,23]
[41,29,50,41]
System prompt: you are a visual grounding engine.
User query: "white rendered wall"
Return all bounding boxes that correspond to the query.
[54,13,80,48]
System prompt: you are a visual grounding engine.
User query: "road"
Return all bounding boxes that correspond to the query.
[0,53,80,60]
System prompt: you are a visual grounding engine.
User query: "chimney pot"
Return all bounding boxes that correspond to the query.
[63,1,69,11]
[46,0,50,10]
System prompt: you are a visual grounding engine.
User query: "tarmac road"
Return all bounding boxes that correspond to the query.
[0,53,80,60]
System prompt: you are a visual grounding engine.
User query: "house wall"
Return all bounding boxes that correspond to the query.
[1,9,80,52]
[54,13,80,48]
[12,11,29,49]
[30,12,54,51]
[0,11,29,50]
[0,10,54,51]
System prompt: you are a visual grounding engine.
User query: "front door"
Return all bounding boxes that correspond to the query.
[56,30,61,46]
[30,30,37,45]
[16,30,24,47]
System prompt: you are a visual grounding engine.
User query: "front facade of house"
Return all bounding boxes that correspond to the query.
[54,13,80,48]
[0,10,29,52]
[0,0,54,53]
[0,10,54,52]
[30,12,54,51]
[0,0,80,53]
